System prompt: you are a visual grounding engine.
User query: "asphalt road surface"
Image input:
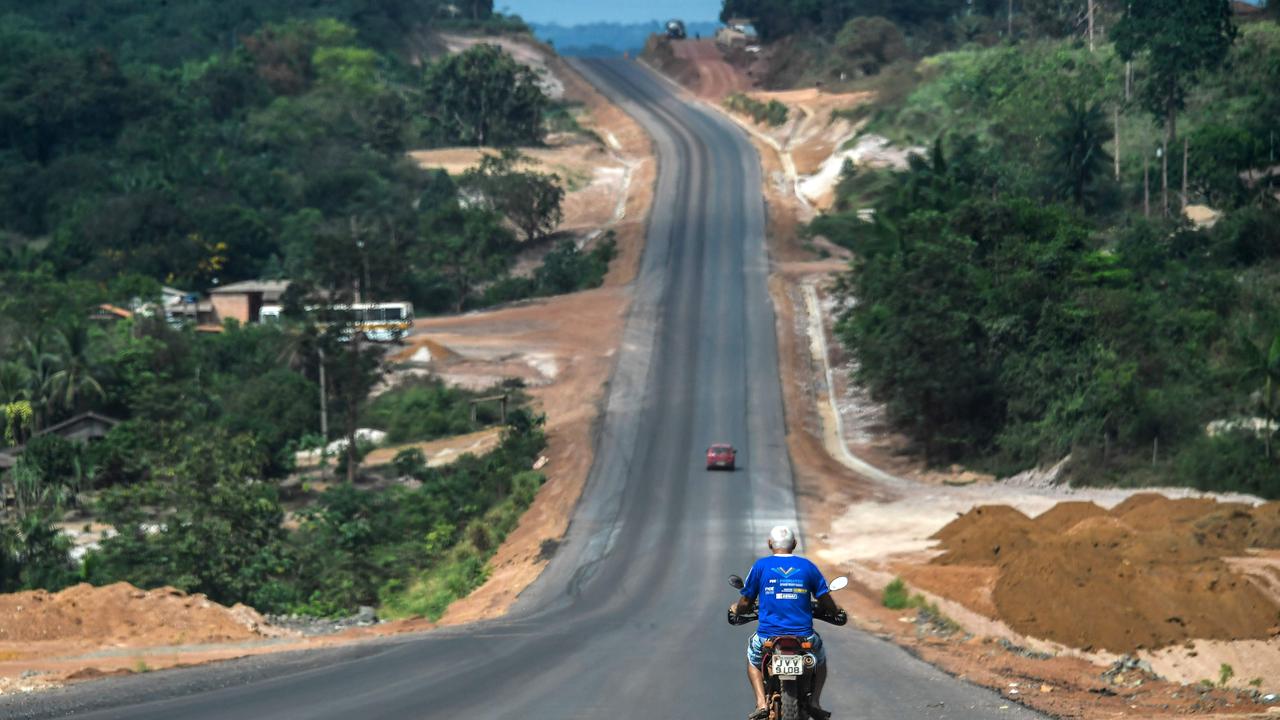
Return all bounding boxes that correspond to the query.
[4,59,1045,720]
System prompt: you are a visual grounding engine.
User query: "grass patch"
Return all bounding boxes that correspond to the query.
[724,93,790,127]
[882,577,911,609]
[881,577,962,633]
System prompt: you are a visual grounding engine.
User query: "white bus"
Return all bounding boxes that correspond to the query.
[259,301,414,343]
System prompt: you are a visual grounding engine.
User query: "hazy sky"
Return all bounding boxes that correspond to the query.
[499,0,722,25]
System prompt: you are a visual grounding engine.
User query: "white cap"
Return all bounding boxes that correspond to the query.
[769,525,796,549]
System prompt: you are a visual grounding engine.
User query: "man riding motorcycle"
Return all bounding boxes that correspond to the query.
[732,526,839,720]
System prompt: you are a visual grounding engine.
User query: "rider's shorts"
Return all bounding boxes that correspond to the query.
[747,632,825,667]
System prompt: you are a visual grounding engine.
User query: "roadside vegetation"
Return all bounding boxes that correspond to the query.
[732,1,1280,495]
[0,0,605,615]
[724,93,789,127]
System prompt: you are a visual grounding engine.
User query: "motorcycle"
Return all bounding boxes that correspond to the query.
[727,574,849,720]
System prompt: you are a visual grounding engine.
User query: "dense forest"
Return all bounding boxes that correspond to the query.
[731,0,1280,494]
[0,1,604,614]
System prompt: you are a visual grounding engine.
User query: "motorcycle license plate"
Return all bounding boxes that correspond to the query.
[770,655,804,677]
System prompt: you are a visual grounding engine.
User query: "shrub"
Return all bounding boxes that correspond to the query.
[835,17,909,76]
[1173,431,1280,499]
[475,234,617,308]
[725,94,790,127]
[882,577,910,609]
[361,379,474,443]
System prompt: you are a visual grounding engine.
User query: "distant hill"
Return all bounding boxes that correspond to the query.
[531,20,722,57]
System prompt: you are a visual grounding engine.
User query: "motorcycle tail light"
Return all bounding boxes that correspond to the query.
[801,641,812,649]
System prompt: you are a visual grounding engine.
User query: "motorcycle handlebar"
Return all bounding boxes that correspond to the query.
[727,602,846,627]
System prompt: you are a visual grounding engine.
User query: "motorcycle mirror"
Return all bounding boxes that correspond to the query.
[728,574,745,590]
[829,576,848,592]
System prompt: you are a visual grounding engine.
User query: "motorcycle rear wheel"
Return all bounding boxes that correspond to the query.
[780,680,802,720]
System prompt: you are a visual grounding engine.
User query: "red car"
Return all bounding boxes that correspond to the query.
[706,443,736,471]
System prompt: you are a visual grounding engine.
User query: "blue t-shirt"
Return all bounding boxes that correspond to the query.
[741,554,830,638]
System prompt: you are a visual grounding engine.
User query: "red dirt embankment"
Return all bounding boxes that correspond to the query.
[643,36,754,100]
[0,582,284,646]
[926,495,1280,653]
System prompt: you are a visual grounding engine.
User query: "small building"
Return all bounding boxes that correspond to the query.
[38,412,121,444]
[162,285,216,326]
[209,280,292,325]
[717,20,759,49]
[0,412,121,473]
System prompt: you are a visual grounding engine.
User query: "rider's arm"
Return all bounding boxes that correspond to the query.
[815,591,839,615]
[734,564,760,613]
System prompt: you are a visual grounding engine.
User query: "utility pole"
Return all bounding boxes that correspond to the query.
[1008,0,1014,38]
[1125,62,1132,101]
[318,347,328,440]
[1144,154,1150,218]
[1182,137,1189,210]
[1088,0,1095,52]
[1161,141,1169,218]
[1114,107,1121,181]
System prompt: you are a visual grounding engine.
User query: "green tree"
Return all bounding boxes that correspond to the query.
[48,323,106,415]
[1113,0,1237,153]
[1047,100,1114,207]
[425,208,516,311]
[420,44,549,146]
[16,336,59,429]
[460,150,565,242]
[834,16,908,76]
[88,431,289,607]
[1235,332,1280,458]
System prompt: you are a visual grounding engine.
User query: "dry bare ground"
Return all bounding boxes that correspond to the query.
[0,37,656,695]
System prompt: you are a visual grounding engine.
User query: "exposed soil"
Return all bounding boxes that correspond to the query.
[923,499,1280,654]
[362,427,503,469]
[670,39,756,100]
[0,583,283,645]
[408,140,631,238]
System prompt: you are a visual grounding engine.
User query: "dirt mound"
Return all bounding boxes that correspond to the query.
[393,336,461,364]
[928,497,1280,652]
[930,505,1033,542]
[1114,496,1231,531]
[1032,501,1108,533]
[931,505,1038,566]
[0,582,285,645]
[995,537,1278,652]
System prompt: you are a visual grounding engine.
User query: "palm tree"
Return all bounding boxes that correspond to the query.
[1237,332,1280,458]
[47,324,105,415]
[18,336,59,430]
[0,361,30,404]
[1047,100,1114,207]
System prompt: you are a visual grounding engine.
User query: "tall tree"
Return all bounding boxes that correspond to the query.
[420,44,548,147]
[1236,332,1280,458]
[1047,100,1114,207]
[1112,0,1236,164]
[460,150,564,242]
[48,323,105,415]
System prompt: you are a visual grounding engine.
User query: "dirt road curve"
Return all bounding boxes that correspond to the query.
[0,60,1044,720]
[672,38,755,99]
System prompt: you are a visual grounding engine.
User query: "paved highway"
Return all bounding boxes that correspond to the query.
[4,59,1044,720]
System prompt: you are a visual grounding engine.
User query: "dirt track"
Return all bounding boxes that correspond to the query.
[670,39,756,99]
